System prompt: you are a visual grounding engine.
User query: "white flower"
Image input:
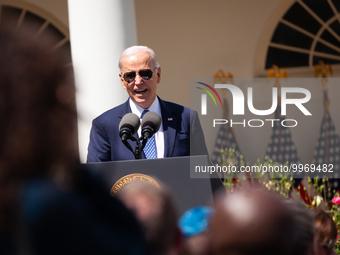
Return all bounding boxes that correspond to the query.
[314,195,323,206]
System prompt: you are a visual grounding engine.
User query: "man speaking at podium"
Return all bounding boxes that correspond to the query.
[87,46,208,162]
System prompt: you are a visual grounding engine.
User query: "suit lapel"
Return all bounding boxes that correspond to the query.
[159,97,177,157]
[117,99,132,118]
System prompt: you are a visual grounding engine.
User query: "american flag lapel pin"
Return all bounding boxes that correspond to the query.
[168,117,173,121]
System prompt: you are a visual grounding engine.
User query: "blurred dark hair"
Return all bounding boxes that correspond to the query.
[0,22,78,232]
[283,200,314,255]
[313,209,337,252]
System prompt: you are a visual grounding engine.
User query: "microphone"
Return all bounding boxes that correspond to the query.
[119,113,140,140]
[141,111,161,139]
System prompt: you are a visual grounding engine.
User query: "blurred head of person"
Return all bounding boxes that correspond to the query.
[283,200,315,255]
[117,181,179,255]
[0,22,78,234]
[313,209,338,255]
[209,189,295,255]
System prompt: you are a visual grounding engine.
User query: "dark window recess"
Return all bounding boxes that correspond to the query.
[266,47,309,69]
[329,20,340,36]
[283,2,321,35]
[271,22,313,49]
[315,42,340,56]
[330,0,340,13]
[0,5,21,28]
[39,23,65,46]
[302,0,333,22]
[313,56,340,65]
[320,29,340,49]
[22,11,45,33]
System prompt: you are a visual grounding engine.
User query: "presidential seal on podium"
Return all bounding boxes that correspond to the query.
[110,173,161,196]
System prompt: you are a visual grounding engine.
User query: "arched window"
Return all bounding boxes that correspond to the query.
[0,3,71,65]
[266,0,340,69]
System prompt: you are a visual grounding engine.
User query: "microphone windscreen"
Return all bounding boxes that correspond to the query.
[119,113,140,135]
[141,111,161,133]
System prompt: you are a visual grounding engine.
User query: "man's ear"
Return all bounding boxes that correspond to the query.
[156,67,161,83]
[119,73,127,90]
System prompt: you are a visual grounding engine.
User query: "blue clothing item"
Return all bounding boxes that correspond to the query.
[141,110,157,159]
[178,207,214,237]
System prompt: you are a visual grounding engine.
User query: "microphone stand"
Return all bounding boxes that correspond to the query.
[134,137,142,159]
[121,125,155,159]
[121,134,150,159]
[135,136,148,159]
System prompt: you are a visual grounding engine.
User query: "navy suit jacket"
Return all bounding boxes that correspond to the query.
[87,97,208,162]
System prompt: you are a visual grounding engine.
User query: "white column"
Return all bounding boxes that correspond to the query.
[68,0,137,162]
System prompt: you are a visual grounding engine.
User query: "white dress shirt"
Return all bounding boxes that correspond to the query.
[129,97,164,158]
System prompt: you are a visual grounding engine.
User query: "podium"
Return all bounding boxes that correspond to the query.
[83,155,222,214]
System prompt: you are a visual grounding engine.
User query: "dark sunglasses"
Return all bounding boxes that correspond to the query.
[122,69,155,83]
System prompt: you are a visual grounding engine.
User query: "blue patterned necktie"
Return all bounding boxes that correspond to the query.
[141,110,157,159]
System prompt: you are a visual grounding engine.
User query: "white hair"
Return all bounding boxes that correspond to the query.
[118,45,160,71]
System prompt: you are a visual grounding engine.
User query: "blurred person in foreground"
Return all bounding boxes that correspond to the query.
[209,189,296,255]
[117,181,181,255]
[283,200,315,255]
[0,23,146,255]
[313,209,338,255]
